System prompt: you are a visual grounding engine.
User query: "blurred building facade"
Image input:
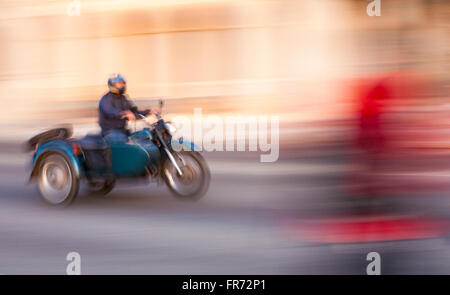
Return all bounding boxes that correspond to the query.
[0,0,448,141]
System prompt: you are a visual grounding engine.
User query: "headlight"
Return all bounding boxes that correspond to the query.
[164,122,177,136]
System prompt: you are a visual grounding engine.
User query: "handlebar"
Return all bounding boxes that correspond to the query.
[137,113,161,125]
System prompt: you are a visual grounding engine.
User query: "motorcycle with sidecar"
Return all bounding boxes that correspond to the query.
[26,101,210,206]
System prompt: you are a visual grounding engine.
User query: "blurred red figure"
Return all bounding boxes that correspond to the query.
[286,71,450,245]
[357,79,390,152]
[352,70,433,198]
[352,74,392,199]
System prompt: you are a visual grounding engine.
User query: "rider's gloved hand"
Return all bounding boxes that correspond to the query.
[120,110,136,121]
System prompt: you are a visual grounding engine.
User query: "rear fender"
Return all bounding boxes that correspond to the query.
[29,139,83,182]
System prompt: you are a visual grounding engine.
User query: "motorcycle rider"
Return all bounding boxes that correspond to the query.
[99,73,158,144]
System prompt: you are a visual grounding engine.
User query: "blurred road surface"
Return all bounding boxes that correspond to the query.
[0,142,449,274]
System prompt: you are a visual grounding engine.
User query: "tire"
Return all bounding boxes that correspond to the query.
[162,151,210,200]
[37,152,79,207]
[88,177,115,196]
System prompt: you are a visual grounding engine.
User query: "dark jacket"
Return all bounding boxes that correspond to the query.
[98,92,150,134]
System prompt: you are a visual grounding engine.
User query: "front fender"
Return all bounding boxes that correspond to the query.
[29,139,83,181]
[172,138,201,152]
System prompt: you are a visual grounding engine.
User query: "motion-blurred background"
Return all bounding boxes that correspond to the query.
[0,0,449,274]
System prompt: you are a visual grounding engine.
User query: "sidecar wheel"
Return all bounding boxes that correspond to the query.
[163,151,210,200]
[37,153,79,207]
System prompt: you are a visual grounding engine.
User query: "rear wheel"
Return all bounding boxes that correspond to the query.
[162,151,210,200]
[38,153,79,206]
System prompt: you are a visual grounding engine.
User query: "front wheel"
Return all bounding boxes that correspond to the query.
[37,153,79,206]
[162,151,210,200]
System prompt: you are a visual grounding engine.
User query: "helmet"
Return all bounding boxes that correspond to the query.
[108,73,126,95]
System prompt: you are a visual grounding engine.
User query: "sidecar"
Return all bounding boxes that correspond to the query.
[27,126,160,206]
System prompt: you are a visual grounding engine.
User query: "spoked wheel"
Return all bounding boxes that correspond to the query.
[38,153,79,206]
[163,151,210,200]
[88,177,115,196]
